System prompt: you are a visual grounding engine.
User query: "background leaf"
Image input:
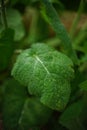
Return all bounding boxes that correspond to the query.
[0,28,14,71]
[0,9,25,41]
[3,78,52,130]
[19,98,52,129]
[59,100,85,130]
[79,80,87,91]
[3,79,28,130]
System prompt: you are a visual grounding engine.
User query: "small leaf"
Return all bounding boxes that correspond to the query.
[0,9,25,41]
[79,80,87,91]
[59,100,85,130]
[12,43,74,111]
[0,28,14,71]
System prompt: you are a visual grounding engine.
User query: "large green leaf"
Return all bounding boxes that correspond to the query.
[3,79,52,130]
[0,28,14,71]
[12,43,74,111]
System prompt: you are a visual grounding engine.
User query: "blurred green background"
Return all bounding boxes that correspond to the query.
[0,0,87,130]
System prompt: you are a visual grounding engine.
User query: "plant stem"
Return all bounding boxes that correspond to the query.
[1,0,8,29]
[41,0,79,64]
[70,0,84,38]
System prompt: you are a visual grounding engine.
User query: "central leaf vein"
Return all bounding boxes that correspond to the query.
[35,55,50,75]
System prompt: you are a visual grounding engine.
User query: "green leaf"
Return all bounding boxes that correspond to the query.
[3,79,52,130]
[3,79,28,130]
[0,9,25,41]
[12,43,74,111]
[41,0,78,64]
[19,98,52,129]
[59,100,85,130]
[79,80,87,91]
[0,28,14,71]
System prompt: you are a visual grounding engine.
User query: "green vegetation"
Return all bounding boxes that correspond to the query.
[0,0,87,130]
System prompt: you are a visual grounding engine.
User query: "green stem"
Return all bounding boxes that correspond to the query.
[1,0,8,29]
[41,0,78,64]
[70,0,84,38]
